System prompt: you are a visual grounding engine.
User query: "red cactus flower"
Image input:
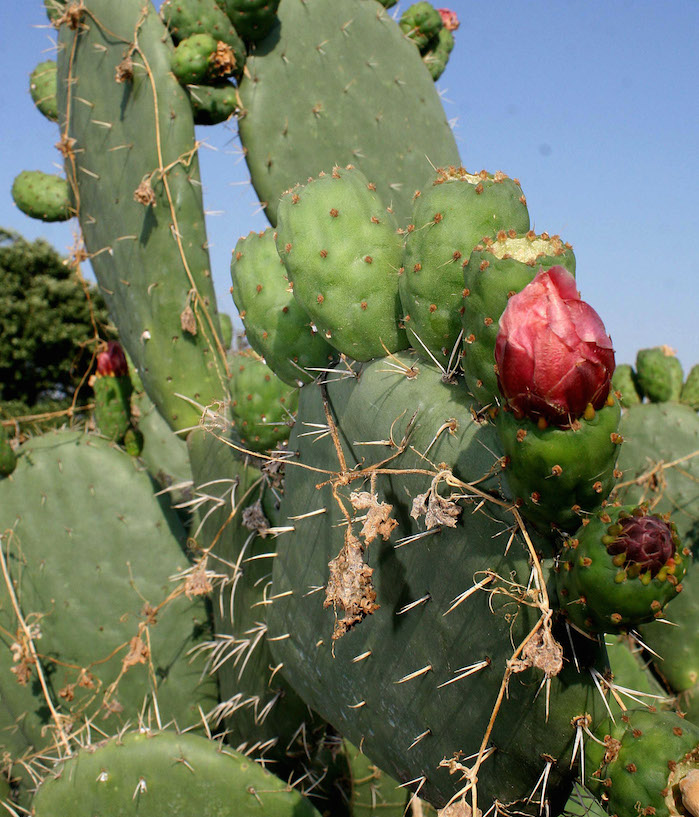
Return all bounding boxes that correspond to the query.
[606,514,676,577]
[438,8,460,31]
[96,341,128,378]
[494,266,615,425]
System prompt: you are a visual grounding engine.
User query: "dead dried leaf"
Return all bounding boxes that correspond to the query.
[411,489,461,529]
[324,529,379,641]
[122,636,149,669]
[350,491,398,543]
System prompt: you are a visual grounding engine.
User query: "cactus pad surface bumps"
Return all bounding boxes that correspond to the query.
[276,166,407,361]
[400,166,530,366]
[231,228,336,385]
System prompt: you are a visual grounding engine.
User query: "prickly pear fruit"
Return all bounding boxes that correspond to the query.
[11,170,72,222]
[217,0,280,42]
[496,395,622,530]
[44,0,65,23]
[681,364,699,410]
[230,351,298,453]
[0,425,16,477]
[161,0,246,65]
[556,505,687,634]
[31,730,322,817]
[171,34,220,84]
[422,27,454,80]
[636,345,684,403]
[400,167,529,366]
[276,166,407,361]
[187,81,238,125]
[230,228,336,385]
[29,60,58,121]
[93,341,133,442]
[585,709,699,817]
[462,232,576,408]
[612,362,641,407]
[400,2,443,50]
[495,266,615,426]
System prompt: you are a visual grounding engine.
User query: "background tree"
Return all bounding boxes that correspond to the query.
[0,228,112,420]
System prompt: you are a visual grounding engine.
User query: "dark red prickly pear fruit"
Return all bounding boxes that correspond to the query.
[96,341,128,378]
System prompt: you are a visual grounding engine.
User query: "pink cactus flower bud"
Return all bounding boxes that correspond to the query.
[438,8,460,31]
[606,514,676,577]
[494,266,615,425]
[96,341,128,378]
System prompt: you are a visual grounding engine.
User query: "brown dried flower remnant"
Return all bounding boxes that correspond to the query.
[184,556,214,598]
[242,499,270,538]
[115,55,134,83]
[209,42,237,78]
[509,624,563,679]
[350,491,398,544]
[180,305,197,336]
[133,178,156,207]
[324,529,379,641]
[411,486,461,530]
[122,636,149,670]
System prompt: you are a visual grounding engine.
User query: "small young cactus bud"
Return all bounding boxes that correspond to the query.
[495,266,615,425]
[96,341,128,378]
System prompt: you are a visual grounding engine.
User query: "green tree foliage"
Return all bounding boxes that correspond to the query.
[0,228,112,411]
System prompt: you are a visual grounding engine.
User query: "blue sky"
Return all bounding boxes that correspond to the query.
[2,1,698,371]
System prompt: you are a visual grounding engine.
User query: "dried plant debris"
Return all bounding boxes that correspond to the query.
[509,624,563,679]
[324,528,379,641]
[242,499,270,537]
[350,490,399,544]
[411,485,461,529]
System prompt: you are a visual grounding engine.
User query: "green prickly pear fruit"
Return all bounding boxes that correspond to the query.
[377,0,397,6]
[612,362,642,408]
[29,60,58,122]
[681,364,699,411]
[494,266,615,425]
[11,170,72,223]
[556,505,687,634]
[231,228,336,385]
[122,426,144,457]
[170,34,220,84]
[462,232,576,408]
[400,166,530,366]
[217,0,280,43]
[496,395,622,530]
[422,27,454,80]
[187,81,238,125]
[0,425,16,477]
[161,0,246,65]
[230,351,298,453]
[44,0,65,23]
[585,709,699,817]
[31,730,322,817]
[93,341,133,442]
[636,345,684,403]
[400,2,443,51]
[276,166,407,361]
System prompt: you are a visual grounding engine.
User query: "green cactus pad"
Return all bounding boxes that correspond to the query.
[400,166,530,366]
[266,352,610,811]
[681,364,699,411]
[93,373,133,442]
[276,166,407,361]
[230,352,298,452]
[188,81,238,125]
[0,431,217,761]
[57,0,229,432]
[585,709,699,817]
[11,171,72,222]
[238,0,460,227]
[399,2,443,51]
[462,231,576,408]
[636,346,684,403]
[217,0,280,42]
[344,740,410,816]
[230,228,336,385]
[611,363,641,408]
[556,505,687,634]
[496,397,621,531]
[29,60,58,122]
[171,34,220,84]
[31,730,322,817]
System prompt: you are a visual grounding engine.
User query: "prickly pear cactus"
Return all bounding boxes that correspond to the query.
[56,0,229,431]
